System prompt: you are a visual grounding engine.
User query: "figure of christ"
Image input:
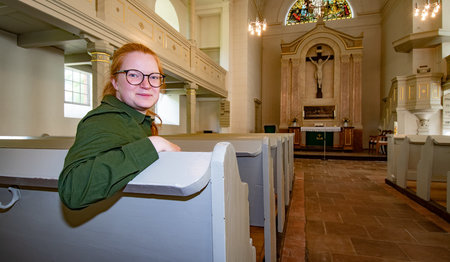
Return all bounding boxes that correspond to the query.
[308,55,330,92]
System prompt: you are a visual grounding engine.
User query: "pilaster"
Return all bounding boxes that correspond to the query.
[86,39,114,107]
[185,82,198,134]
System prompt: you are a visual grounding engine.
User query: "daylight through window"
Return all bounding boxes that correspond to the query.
[286,0,352,25]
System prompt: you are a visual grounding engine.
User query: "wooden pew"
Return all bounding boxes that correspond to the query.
[162,134,278,262]
[387,134,405,182]
[0,137,256,262]
[416,135,450,202]
[395,135,427,188]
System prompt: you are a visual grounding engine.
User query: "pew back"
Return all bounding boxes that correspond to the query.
[163,135,277,262]
[0,138,256,262]
[395,135,427,188]
[416,135,450,201]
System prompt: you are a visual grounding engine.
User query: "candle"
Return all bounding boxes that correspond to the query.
[302,111,305,118]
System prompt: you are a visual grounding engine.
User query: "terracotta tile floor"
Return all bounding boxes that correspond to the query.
[279,158,450,262]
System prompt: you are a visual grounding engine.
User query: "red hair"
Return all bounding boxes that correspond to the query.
[103,43,164,135]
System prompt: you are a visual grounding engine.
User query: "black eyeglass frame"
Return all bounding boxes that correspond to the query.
[114,69,166,88]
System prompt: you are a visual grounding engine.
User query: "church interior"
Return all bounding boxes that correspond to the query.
[0,0,450,261]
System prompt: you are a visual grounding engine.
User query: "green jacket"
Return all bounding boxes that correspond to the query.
[58,95,159,209]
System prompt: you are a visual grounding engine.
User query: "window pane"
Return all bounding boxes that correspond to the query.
[286,0,352,25]
[65,81,73,91]
[81,94,88,104]
[81,84,88,94]
[73,71,80,82]
[65,91,72,102]
[73,93,81,103]
[65,69,72,80]
[81,74,88,84]
[73,82,80,93]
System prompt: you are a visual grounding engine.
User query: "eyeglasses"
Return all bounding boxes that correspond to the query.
[114,69,165,88]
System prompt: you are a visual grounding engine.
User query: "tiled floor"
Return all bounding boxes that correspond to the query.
[280,158,450,262]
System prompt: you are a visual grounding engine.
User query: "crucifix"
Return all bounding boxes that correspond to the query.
[306,46,334,98]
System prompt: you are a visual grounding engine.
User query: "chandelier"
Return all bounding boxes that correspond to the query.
[414,0,440,21]
[248,0,267,36]
[248,18,267,36]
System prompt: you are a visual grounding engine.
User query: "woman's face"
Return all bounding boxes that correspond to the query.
[112,51,161,114]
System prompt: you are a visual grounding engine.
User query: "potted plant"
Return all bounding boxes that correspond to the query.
[292,117,298,127]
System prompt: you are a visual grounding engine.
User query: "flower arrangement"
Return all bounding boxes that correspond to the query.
[342,117,350,127]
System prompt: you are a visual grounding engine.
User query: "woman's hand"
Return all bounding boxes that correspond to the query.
[149,136,181,152]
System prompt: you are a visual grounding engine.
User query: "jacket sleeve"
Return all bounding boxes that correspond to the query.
[58,114,159,210]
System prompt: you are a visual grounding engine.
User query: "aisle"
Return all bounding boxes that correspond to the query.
[280,159,450,262]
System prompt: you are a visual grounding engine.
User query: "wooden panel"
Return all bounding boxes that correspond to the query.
[127,7,154,40]
[60,0,96,17]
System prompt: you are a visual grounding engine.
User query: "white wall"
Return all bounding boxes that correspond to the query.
[0,30,80,136]
[159,94,187,135]
[197,99,221,133]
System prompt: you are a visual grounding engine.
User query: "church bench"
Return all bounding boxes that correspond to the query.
[0,137,256,262]
[416,135,450,202]
[162,134,279,262]
[164,133,291,233]
[386,134,405,182]
[395,135,427,188]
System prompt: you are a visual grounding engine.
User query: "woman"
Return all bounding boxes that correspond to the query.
[58,43,180,210]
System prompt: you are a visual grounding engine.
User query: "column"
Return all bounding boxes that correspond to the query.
[189,0,196,45]
[280,57,290,129]
[352,53,363,128]
[86,39,114,107]
[291,58,300,122]
[185,82,198,134]
[340,54,350,123]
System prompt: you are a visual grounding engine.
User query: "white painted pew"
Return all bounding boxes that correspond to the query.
[416,135,450,201]
[162,135,277,262]
[395,135,427,188]
[386,134,405,182]
[164,133,288,233]
[0,138,256,262]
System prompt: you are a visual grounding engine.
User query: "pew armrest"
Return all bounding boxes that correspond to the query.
[0,148,212,197]
[126,152,212,196]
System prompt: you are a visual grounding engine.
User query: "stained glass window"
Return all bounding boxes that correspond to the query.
[286,0,352,25]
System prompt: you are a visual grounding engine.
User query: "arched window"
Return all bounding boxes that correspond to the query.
[155,0,180,32]
[286,0,352,25]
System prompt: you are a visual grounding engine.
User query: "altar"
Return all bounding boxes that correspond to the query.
[288,126,354,151]
[280,19,363,150]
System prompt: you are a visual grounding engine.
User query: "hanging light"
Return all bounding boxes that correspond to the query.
[414,0,440,21]
[248,18,267,36]
[248,0,267,36]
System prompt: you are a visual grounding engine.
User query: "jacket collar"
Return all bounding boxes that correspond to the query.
[102,95,150,124]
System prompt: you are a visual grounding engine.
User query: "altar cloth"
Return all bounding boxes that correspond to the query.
[300,127,341,132]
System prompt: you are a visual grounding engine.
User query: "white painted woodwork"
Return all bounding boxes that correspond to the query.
[395,135,427,188]
[0,138,255,261]
[3,0,227,97]
[416,135,450,201]
[386,134,405,182]
[162,135,277,262]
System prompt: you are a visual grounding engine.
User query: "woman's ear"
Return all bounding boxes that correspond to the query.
[111,77,119,91]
